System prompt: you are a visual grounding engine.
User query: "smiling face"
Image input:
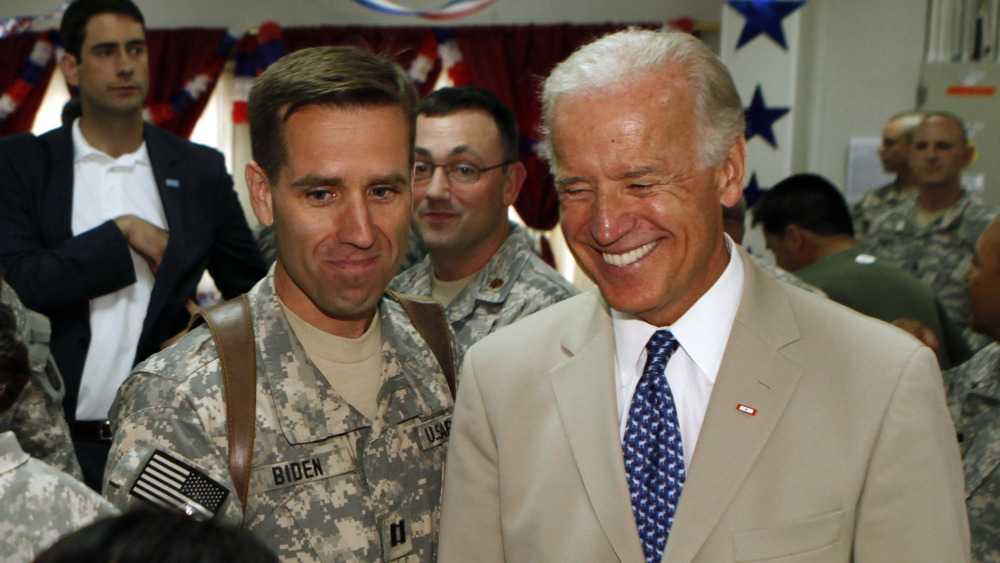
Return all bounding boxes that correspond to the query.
[552,67,744,326]
[412,109,523,274]
[61,13,148,120]
[247,104,412,337]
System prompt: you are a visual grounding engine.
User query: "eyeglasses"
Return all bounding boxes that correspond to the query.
[413,160,512,184]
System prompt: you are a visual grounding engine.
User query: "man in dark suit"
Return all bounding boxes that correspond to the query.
[438,29,969,562]
[0,0,266,490]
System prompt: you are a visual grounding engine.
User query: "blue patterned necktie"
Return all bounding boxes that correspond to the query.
[623,329,684,563]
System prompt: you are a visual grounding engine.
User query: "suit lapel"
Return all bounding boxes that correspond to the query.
[142,125,186,335]
[549,291,646,563]
[664,250,803,563]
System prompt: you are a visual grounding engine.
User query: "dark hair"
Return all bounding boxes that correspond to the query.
[60,0,146,61]
[419,86,520,163]
[33,507,278,563]
[248,46,418,183]
[0,302,29,414]
[752,173,855,238]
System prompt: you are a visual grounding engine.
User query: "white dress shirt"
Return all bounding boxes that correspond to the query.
[612,237,744,462]
[70,119,166,420]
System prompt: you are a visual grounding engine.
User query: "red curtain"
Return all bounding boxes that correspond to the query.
[454,23,657,231]
[144,28,230,138]
[0,32,57,138]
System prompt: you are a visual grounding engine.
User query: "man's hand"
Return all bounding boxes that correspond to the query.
[114,215,169,274]
[892,318,940,349]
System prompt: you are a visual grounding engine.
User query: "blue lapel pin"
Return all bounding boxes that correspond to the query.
[166,178,180,189]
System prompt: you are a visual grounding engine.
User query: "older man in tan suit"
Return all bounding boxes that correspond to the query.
[438,29,969,562]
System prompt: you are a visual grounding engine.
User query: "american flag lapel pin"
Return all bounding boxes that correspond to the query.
[737,404,757,416]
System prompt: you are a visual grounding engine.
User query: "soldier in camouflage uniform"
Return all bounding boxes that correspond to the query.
[0,279,82,478]
[391,86,578,350]
[850,111,924,240]
[0,301,117,563]
[104,47,456,561]
[864,112,999,356]
[945,216,1000,561]
[392,222,577,349]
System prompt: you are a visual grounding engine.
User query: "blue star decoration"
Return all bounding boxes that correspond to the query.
[743,172,763,207]
[745,85,790,148]
[728,0,807,50]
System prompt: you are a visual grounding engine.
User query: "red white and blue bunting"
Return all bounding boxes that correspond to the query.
[408,29,469,88]
[353,0,499,21]
[232,22,287,124]
[0,30,61,122]
[0,2,70,40]
[144,31,238,125]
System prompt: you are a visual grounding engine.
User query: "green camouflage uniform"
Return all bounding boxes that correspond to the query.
[850,180,917,241]
[0,283,82,479]
[946,342,1000,562]
[864,192,1000,353]
[0,431,118,562]
[104,273,456,562]
[390,223,578,350]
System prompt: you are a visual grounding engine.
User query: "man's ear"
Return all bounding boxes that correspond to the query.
[60,53,80,88]
[503,161,527,207]
[246,161,274,227]
[784,224,804,252]
[718,134,747,207]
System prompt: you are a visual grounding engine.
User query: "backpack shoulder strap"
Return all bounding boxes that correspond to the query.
[387,290,456,399]
[189,294,256,522]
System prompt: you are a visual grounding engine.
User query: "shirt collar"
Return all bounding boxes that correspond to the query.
[72,117,150,167]
[611,235,745,381]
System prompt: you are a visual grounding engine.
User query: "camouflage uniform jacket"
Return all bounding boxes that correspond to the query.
[390,223,578,351]
[864,191,1000,352]
[946,342,1000,562]
[850,180,917,241]
[0,282,82,479]
[0,431,118,562]
[104,273,456,562]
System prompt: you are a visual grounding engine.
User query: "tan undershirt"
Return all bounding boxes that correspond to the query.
[431,272,476,308]
[278,299,383,421]
[915,206,947,229]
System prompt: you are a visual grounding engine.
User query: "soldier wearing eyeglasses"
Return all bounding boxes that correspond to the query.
[391,86,578,350]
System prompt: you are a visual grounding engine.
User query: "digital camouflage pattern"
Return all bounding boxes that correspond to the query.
[0,282,82,479]
[104,273,456,562]
[864,192,1000,353]
[0,431,117,562]
[850,180,917,241]
[391,223,578,351]
[946,342,1000,562]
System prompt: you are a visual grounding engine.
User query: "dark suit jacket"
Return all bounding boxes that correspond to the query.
[0,123,267,420]
[439,248,969,562]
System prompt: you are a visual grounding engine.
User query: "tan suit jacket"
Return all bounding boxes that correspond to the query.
[439,249,969,562]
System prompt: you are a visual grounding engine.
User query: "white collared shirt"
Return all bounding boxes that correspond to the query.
[612,237,744,462]
[70,118,166,421]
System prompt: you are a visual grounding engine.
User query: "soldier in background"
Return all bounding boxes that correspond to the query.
[851,110,924,239]
[0,272,81,478]
[391,86,577,350]
[865,111,999,355]
[945,216,1000,561]
[0,300,117,563]
[104,47,456,561]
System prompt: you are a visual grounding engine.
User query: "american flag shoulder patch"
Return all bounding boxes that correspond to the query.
[130,450,229,520]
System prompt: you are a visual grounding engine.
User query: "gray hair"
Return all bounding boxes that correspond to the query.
[540,28,745,169]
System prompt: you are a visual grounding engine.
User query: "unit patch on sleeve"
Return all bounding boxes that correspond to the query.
[130,450,229,520]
